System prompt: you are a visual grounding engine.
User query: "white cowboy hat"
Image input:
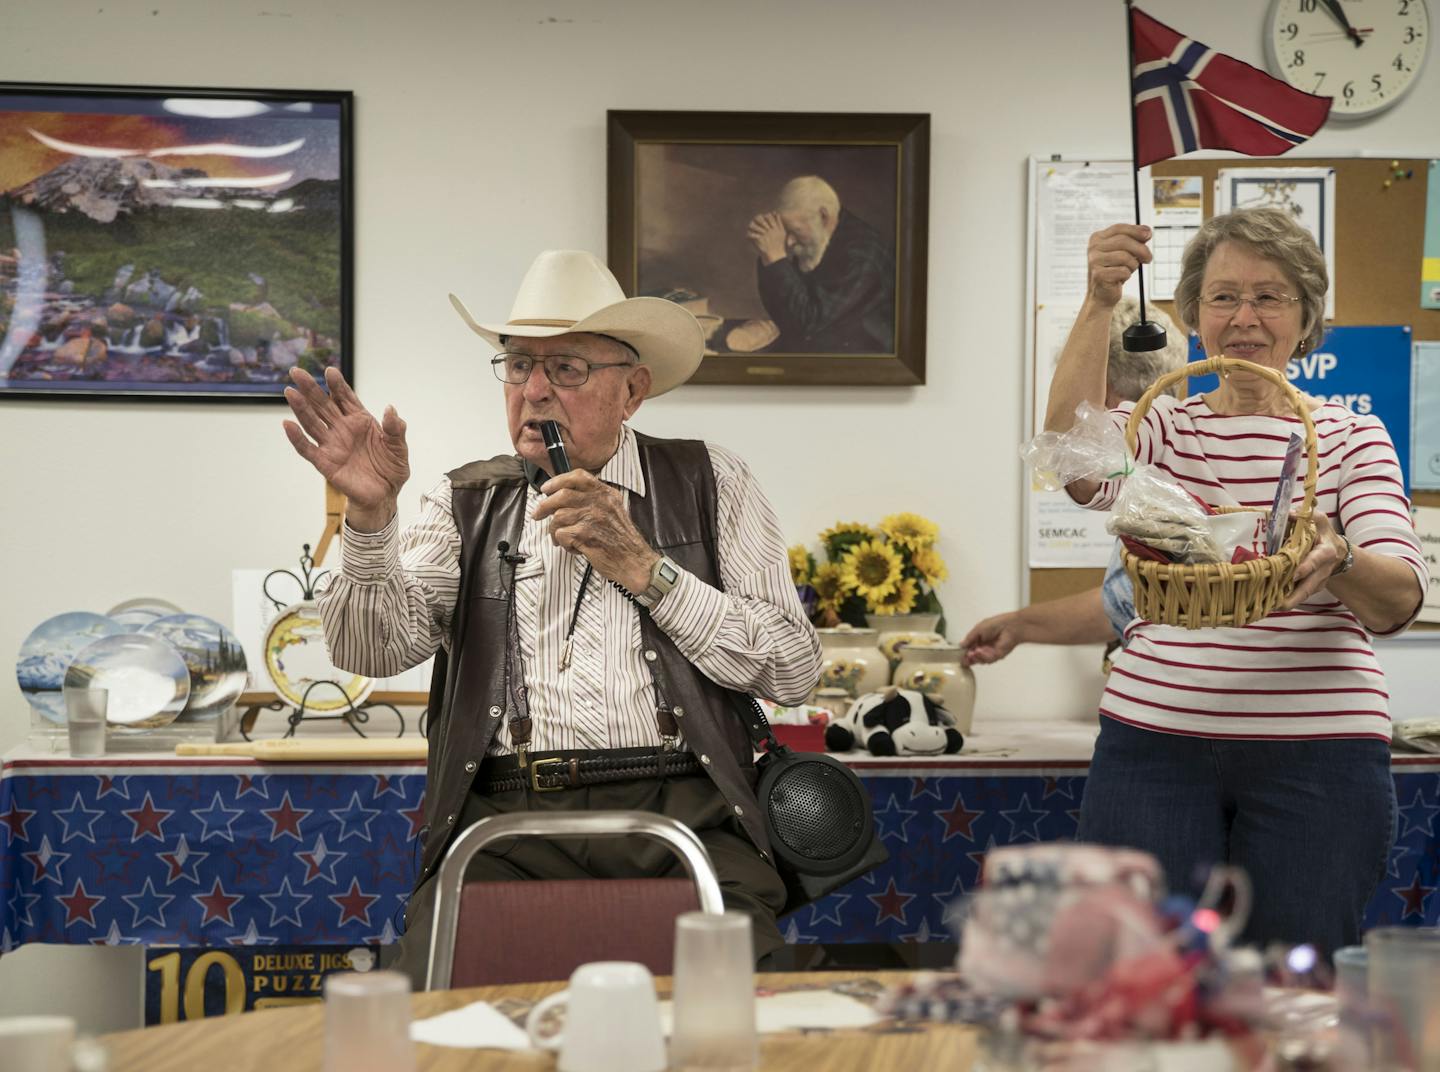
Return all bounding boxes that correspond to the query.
[449,250,703,397]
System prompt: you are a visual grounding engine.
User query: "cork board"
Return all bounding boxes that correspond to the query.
[1029,156,1440,613]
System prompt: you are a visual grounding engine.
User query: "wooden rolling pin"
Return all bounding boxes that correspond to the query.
[176,738,428,761]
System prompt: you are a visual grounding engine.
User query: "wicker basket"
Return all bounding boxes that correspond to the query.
[1120,356,1317,630]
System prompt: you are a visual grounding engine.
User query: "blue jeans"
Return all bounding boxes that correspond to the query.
[1078,717,1397,957]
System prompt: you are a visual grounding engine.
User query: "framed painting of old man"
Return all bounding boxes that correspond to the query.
[0,82,352,402]
[608,111,929,386]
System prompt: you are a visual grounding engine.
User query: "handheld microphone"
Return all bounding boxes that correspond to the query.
[539,420,571,476]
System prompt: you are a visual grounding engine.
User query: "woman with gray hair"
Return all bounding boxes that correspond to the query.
[1044,208,1428,957]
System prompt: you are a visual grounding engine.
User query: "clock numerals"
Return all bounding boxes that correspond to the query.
[1268,0,1430,117]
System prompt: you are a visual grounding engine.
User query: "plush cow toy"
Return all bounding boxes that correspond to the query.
[824,687,964,756]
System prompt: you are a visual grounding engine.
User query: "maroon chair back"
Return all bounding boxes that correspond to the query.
[448,877,701,987]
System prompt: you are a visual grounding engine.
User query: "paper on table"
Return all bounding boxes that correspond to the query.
[659,991,883,1036]
[410,989,883,1051]
[410,1001,532,1050]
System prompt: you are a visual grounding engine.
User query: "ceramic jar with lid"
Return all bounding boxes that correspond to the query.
[892,642,975,735]
[812,625,887,703]
[866,612,944,675]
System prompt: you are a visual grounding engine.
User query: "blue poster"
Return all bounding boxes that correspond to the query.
[1189,325,1414,489]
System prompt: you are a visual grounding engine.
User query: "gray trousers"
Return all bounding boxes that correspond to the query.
[386,771,787,989]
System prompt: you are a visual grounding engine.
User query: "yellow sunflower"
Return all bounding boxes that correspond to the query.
[911,546,949,583]
[868,575,919,615]
[787,544,813,586]
[840,539,903,602]
[810,562,847,612]
[879,512,939,551]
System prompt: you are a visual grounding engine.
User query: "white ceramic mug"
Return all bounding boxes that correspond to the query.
[0,1015,76,1072]
[524,961,666,1072]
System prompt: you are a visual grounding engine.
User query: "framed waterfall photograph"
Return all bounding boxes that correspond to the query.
[607,110,930,386]
[0,82,353,402]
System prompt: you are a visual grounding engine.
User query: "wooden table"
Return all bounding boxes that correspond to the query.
[99,971,978,1071]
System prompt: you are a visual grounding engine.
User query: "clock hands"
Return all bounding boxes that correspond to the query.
[1317,0,1366,47]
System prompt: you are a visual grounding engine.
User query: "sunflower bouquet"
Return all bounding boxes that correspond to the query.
[789,513,948,631]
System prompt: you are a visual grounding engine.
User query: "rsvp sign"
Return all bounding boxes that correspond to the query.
[1187,325,1414,490]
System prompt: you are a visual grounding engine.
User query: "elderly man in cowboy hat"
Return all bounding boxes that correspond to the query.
[282,250,822,986]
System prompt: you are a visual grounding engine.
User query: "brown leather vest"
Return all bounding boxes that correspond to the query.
[412,433,771,891]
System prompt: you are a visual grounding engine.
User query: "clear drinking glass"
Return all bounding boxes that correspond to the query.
[64,688,107,758]
[669,911,758,1072]
[322,970,415,1072]
[1366,926,1440,1072]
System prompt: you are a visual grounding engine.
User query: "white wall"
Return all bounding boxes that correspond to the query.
[2,0,1438,1031]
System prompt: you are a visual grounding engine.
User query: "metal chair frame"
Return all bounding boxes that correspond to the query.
[425,809,726,990]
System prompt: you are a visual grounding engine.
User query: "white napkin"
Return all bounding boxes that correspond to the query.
[409,989,883,1051]
[658,991,882,1035]
[410,1001,533,1050]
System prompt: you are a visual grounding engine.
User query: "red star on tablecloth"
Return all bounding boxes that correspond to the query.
[330,878,380,927]
[193,878,243,927]
[261,792,311,841]
[939,793,982,842]
[1,801,37,845]
[373,775,406,799]
[867,878,916,925]
[400,800,428,841]
[94,775,131,801]
[1042,777,1075,801]
[122,793,173,842]
[1394,872,1437,920]
[58,879,104,928]
[909,777,942,802]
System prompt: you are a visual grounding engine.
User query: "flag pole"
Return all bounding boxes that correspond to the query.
[1123,0,1167,353]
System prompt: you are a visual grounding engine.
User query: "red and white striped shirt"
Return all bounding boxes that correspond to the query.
[1084,394,1428,742]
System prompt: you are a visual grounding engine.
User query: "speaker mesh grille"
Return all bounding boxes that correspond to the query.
[766,759,867,861]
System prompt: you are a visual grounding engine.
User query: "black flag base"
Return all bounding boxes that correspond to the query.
[1123,319,1169,353]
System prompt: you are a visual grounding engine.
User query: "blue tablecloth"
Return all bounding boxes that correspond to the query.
[1,753,424,950]
[3,748,1438,950]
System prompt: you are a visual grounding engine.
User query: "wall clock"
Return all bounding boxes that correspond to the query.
[1266,0,1430,118]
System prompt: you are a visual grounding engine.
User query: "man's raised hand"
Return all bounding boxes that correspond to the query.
[282,366,410,530]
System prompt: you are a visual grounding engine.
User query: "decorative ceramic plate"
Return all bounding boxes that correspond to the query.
[106,597,184,632]
[63,633,190,731]
[16,612,126,724]
[263,601,374,713]
[140,613,249,722]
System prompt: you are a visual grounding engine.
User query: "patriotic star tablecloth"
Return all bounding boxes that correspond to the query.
[789,754,1440,945]
[4,741,1439,952]
[1,751,425,951]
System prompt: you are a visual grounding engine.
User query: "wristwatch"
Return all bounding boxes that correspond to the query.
[638,555,681,606]
[1331,535,1355,577]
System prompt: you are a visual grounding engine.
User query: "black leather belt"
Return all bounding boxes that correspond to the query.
[477,750,704,794]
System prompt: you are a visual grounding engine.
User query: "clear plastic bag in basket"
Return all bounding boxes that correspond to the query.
[1108,467,1267,564]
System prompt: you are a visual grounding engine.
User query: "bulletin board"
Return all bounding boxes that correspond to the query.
[1027,155,1440,610]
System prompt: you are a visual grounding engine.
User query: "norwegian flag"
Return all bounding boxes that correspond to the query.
[1130,5,1331,169]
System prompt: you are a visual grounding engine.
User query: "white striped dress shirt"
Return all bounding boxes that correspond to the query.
[317,425,823,755]
[1084,394,1428,742]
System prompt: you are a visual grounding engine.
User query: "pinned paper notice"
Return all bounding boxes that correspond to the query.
[1414,506,1440,625]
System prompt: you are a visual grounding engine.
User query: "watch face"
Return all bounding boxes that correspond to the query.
[657,559,680,584]
[1266,0,1430,118]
